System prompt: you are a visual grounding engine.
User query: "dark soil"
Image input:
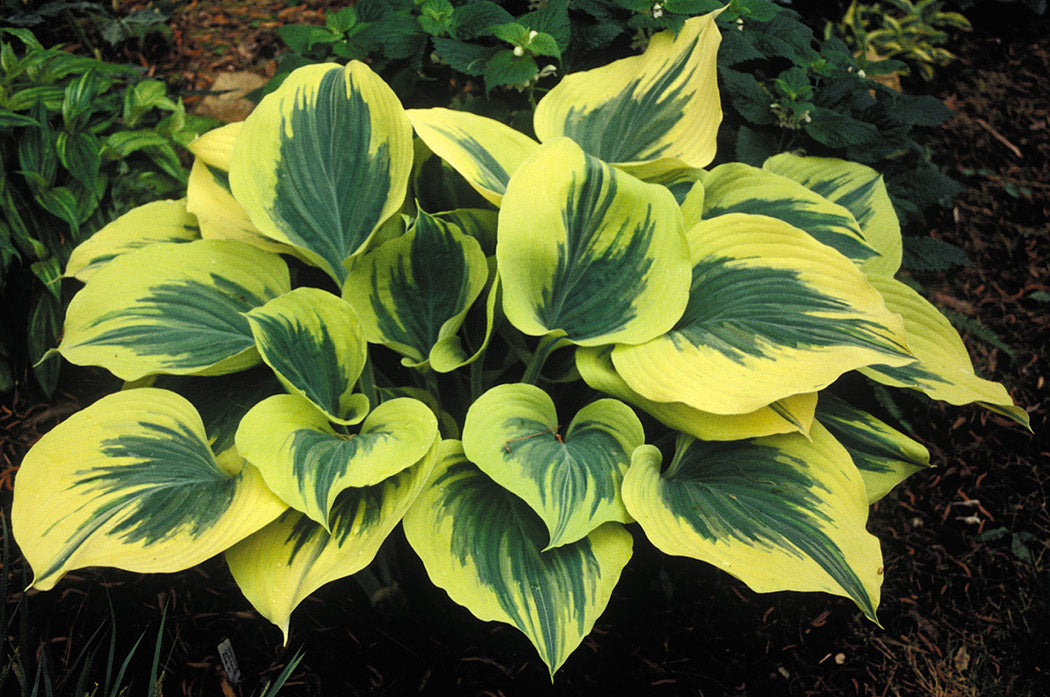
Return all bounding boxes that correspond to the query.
[2,2,1048,696]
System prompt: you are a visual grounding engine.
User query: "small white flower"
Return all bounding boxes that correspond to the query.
[736,18,744,30]
[538,64,558,78]
[528,30,539,41]
[857,69,867,78]
[513,45,525,57]
[652,3,664,19]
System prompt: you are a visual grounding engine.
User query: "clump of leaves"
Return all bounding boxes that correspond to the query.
[0,28,217,394]
[261,0,968,276]
[10,13,1028,679]
[827,0,972,80]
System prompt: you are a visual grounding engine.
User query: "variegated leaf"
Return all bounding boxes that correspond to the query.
[245,288,370,424]
[407,107,539,206]
[497,137,691,346]
[343,209,488,372]
[816,393,930,503]
[229,62,413,284]
[700,163,877,263]
[11,388,287,591]
[64,199,199,282]
[533,11,722,176]
[235,394,439,530]
[186,122,297,255]
[226,440,439,639]
[623,426,882,620]
[462,383,641,549]
[763,153,902,278]
[611,213,914,414]
[576,345,816,441]
[59,239,290,381]
[860,276,1030,427]
[403,441,633,676]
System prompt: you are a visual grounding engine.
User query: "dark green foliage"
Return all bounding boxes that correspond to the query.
[0,28,216,394]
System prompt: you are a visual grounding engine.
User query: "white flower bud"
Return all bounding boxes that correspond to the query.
[513,45,525,57]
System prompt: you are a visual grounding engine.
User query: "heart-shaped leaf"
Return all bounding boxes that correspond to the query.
[226,440,439,639]
[497,137,691,346]
[235,394,439,530]
[229,62,413,283]
[403,442,633,676]
[463,383,642,548]
[343,209,488,372]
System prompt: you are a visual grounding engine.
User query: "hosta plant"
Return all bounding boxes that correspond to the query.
[12,12,1028,677]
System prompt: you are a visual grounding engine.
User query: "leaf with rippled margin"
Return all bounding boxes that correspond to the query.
[407,107,539,206]
[226,440,439,640]
[235,394,439,530]
[343,209,488,373]
[576,345,817,441]
[816,393,929,503]
[859,276,1030,428]
[763,153,902,278]
[462,383,641,549]
[497,138,690,347]
[533,11,722,179]
[700,163,877,263]
[611,213,914,415]
[245,288,369,424]
[64,199,199,282]
[229,62,413,284]
[59,239,290,382]
[12,388,287,591]
[623,426,882,621]
[403,441,633,676]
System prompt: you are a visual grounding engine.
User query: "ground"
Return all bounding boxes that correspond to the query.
[1,2,1048,695]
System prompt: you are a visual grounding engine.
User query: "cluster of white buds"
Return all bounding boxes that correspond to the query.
[651,3,664,19]
[736,18,744,31]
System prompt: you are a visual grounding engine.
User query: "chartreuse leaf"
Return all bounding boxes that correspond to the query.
[406,107,539,206]
[402,441,633,676]
[12,388,287,591]
[462,383,641,549]
[59,240,291,382]
[622,426,882,621]
[816,393,929,504]
[700,163,877,264]
[229,62,413,284]
[186,122,293,256]
[497,138,691,346]
[763,154,902,278]
[859,276,1030,428]
[611,213,914,415]
[226,438,440,640]
[343,209,488,372]
[235,394,439,531]
[532,11,722,177]
[577,345,817,440]
[244,288,370,424]
[64,199,199,282]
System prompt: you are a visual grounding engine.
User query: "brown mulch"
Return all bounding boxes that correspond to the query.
[2,3,1048,696]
